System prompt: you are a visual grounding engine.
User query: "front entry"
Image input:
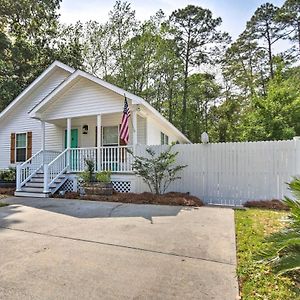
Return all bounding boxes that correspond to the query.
[64,129,78,149]
[65,129,78,170]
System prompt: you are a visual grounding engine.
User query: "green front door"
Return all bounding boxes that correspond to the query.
[65,129,78,149]
[65,129,78,170]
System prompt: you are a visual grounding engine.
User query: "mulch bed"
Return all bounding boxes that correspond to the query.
[244,199,289,211]
[0,188,15,196]
[55,191,204,207]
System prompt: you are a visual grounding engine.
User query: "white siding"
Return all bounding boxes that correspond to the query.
[42,78,125,120]
[137,115,146,144]
[48,113,135,149]
[0,69,70,169]
[146,116,178,145]
[45,123,64,152]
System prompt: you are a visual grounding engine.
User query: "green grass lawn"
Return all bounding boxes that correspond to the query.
[0,202,8,207]
[235,209,300,300]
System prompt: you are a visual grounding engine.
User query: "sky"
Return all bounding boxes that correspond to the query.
[59,0,286,40]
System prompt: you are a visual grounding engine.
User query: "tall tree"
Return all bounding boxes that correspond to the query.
[241,64,300,141]
[186,73,221,142]
[53,22,85,69]
[0,0,63,110]
[108,0,138,89]
[82,21,114,78]
[169,5,230,134]
[280,0,300,58]
[246,3,290,78]
[222,31,268,99]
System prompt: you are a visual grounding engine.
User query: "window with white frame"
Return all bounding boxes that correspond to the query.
[16,133,27,162]
[102,126,119,146]
[160,132,169,145]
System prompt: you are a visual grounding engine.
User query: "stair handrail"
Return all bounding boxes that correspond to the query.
[44,149,69,193]
[19,149,43,168]
[16,149,44,190]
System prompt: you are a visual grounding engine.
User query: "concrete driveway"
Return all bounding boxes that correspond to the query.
[0,197,238,300]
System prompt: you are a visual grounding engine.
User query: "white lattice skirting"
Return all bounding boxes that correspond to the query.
[58,177,133,194]
[112,181,131,193]
[60,179,74,193]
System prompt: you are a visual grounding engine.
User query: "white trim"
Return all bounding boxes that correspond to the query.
[41,109,124,122]
[15,132,27,163]
[29,69,190,143]
[41,121,45,153]
[132,110,137,146]
[0,61,74,121]
[97,114,102,171]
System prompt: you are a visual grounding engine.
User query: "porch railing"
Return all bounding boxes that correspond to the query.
[69,147,97,172]
[16,146,134,193]
[16,150,61,191]
[44,149,69,193]
[70,146,134,172]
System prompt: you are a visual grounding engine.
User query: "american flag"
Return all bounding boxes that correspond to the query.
[120,97,131,144]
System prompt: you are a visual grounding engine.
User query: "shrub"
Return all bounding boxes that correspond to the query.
[79,159,95,183]
[79,160,112,185]
[95,171,111,183]
[129,145,187,194]
[260,178,300,274]
[0,168,16,181]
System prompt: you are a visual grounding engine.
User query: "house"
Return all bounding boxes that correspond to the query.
[0,61,189,197]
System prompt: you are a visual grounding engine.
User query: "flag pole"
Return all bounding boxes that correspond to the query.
[124,93,136,132]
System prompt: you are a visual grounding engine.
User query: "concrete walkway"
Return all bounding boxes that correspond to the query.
[0,197,238,300]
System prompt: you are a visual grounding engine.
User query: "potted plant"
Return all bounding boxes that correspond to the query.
[79,159,113,195]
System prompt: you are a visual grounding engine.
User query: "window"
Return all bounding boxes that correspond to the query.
[160,132,169,145]
[103,126,119,146]
[16,133,27,162]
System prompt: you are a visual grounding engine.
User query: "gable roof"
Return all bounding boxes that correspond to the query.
[29,66,191,143]
[0,61,74,121]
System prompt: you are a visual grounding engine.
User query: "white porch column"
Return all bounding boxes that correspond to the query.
[67,118,72,170]
[145,117,150,145]
[41,120,45,164]
[97,114,102,171]
[132,109,137,146]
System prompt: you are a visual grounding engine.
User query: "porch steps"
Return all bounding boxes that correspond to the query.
[15,172,68,198]
[14,191,50,198]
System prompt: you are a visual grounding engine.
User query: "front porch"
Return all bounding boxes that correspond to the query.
[16,112,140,197]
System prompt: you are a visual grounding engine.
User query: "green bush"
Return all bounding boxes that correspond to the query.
[0,168,16,181]
[79,159,95,183]
[95,171,111,183]
[128,145,187,194]
[79,160,112,184]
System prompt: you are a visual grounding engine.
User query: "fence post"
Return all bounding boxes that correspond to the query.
[294,136,300,177]
[203,143,209,203]
[43,164,49,193]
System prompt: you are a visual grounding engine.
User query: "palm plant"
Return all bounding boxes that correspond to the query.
[260,178,300,274]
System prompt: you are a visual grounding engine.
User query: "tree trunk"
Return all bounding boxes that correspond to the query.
[168,84,173,123]
[182,35,191,134]
[297,20,300,57]
[266,22,274,78]
[182,63,188,134]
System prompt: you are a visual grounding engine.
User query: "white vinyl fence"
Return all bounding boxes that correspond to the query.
[134,138,300,206]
